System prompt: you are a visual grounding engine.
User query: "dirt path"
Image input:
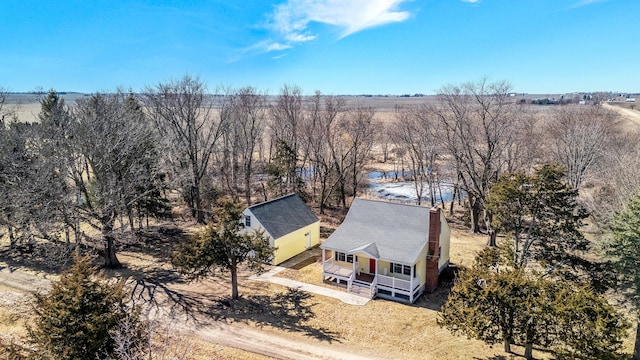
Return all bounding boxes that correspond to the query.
[603,103,640,127]
[0,263,378,360]
[193,323,378,360]
[0,266,51,294]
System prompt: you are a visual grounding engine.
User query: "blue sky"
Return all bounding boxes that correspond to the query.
[1,0,637,95]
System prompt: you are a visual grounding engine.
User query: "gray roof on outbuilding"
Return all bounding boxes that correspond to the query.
[321,198,431,265]
[247,194,319,239]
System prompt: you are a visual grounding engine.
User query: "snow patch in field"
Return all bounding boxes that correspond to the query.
[366,173,455,204]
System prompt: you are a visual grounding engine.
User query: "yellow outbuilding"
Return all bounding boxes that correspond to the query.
[242,194,320,265]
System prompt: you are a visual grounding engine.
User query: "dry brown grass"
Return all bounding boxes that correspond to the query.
[1,214,635,359]
[189,339,271,360]
[273,228,555,359]
[0,298,31,339]
[149,325,271,360]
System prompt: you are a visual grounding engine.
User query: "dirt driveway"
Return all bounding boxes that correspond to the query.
[0,252,380,360]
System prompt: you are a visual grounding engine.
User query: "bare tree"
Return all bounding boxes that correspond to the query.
[376,121,393,163]
[390,105,439,206]
[304,93,346,213]
[144,75,228,223]
[230,86,267,205]
[70,92,162,268]
[0,91,78,257]
[0,121,38,248]
[269,85,305,195]
[584,128,640,227]
[344,105,376,203]
[36,90,84,245]
[503,105,541,174]
[546,105,614,190]
[0,87,15,124]
[434,79,516,233]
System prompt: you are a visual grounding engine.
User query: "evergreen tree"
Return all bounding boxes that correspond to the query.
[36,89,79,245]
[28,256,146,360]
[486,164,590,274]
[173,201,274,300]
[267,139,304,198]
[439,249,629,359]
[607,191,640,359]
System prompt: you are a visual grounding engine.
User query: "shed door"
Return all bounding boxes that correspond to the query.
[369,259,376,274]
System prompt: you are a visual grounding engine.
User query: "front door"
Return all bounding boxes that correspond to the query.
[369,258,376,274]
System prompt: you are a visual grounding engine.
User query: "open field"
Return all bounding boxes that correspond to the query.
[5,92,572,123]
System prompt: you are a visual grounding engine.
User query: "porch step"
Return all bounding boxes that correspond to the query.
[352,279,372,287]
[349,283,374,298]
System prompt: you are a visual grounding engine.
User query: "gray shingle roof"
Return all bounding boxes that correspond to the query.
[248,194,319,239]
[321,198,431,265]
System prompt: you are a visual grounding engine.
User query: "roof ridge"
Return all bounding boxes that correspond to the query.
[248,193,297,209]
[354,197,435,210]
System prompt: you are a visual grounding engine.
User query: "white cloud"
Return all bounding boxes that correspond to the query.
[231,40,291,62]
[267,42,293,51]
[572,0,607,7]
[263,0,410,50]
[570,0,609,9]
[462,0,480,3]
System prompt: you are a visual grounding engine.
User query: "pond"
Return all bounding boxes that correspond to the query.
[366,171,455,204]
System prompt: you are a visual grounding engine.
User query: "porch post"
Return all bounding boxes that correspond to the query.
[410,263,414,302]
[352,255,356,276]
[322,248,326,281]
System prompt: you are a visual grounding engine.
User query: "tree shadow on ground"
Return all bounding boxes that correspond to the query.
[473,356,511,360]
[118,225,188,262]
[0,242,78,274]
[0,223,188,275]
[119,266,340,343]
[410,263,461,311]
[107,265,221,326]
[209,288,341,343]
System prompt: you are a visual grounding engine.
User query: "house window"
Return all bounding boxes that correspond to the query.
[390,262,412,276]
[403,265,411,276]
[334,252,356,263]
[245,215,251,227]
[413,264,417,278]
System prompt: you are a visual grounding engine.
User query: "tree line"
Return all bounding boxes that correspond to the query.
[5,77,636,251]
[0,77,379,268]
[2,76,640,358]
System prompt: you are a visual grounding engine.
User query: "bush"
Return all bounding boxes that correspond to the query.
[27,256,147,360]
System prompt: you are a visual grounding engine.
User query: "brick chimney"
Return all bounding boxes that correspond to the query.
[425,207,441,293]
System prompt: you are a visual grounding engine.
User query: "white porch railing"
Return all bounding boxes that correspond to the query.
[370,275,378,296]
[322,257,354,280]
[377,274,416,293]
[347,272,355,292]
[322,257,332,271]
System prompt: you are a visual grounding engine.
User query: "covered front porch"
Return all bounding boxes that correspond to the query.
[321,247,423,302]
[321,247,378,298]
